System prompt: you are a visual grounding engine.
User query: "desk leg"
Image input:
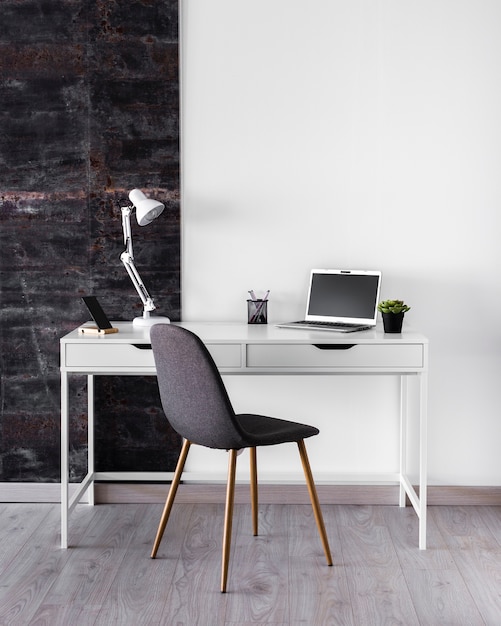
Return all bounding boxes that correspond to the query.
[419,372,428,550]
[61,371,69,549]
[87,374,95,505]
[399,376,408,508]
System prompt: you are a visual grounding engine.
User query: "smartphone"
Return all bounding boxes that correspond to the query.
[81,296,114,330]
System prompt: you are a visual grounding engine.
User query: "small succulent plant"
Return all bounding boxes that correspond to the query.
[377,299,410,314]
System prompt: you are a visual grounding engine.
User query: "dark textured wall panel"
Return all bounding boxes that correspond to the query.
[0,1,180,482]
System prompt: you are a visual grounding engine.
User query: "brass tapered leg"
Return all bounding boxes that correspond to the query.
[249,447,258,536]
[221,449,238,593]
[151,439,191,559]
[297,439,333,566]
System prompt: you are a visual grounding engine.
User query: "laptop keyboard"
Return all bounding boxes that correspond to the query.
[291,321,361,329]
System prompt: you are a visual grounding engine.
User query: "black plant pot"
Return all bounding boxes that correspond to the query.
[382,312,404,333]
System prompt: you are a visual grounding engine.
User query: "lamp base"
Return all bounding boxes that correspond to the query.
[133,315,170,327]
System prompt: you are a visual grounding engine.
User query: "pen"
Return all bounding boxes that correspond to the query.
[248,290,257,301]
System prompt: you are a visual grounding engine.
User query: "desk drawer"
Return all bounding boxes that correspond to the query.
[246,343,423,369]
[64,343,241,369]
[207,344,242,368]
[65,344,155,368]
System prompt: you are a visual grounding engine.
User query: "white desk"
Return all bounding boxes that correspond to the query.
[60,321,428,549]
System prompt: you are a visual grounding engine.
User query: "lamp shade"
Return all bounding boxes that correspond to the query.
[129,189,165,226]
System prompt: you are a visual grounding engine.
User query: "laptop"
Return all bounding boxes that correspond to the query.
[277,269,382,333]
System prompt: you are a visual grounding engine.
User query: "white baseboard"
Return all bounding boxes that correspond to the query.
[2,482,501,506]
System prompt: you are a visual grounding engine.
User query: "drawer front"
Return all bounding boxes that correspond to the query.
[246,343,424,369]
[65,344,155,368]
[65,343,241,369]
[206,344,242,368]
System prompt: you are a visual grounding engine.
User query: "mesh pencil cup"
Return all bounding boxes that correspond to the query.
[247,299,268,324]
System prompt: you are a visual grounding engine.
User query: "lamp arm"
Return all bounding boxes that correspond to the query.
[120,206,156,313]
[120,251,156,312]
[121,205,134,256]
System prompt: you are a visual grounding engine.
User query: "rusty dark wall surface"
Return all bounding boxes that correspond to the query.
[0,1,181,482]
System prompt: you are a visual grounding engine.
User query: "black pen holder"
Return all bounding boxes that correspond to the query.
[247,299,268,324]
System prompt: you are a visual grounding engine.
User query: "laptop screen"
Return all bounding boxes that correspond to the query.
[305,269,381,324]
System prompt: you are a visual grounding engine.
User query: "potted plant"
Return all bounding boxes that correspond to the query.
[377,299,410,333]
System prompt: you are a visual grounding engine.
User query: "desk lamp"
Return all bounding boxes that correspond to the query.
[120,189,170,326]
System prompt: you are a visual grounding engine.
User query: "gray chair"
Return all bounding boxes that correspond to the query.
[149,324,332,592]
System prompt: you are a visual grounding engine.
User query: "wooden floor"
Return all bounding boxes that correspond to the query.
[1,502,501,625]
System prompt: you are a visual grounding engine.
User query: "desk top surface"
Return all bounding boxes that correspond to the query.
[61,321,428,345]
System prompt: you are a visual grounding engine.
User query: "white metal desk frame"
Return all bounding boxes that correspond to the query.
[60,321,428,549]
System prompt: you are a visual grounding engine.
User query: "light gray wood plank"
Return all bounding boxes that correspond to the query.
[287,504,338,562]
[0,503,54,576]
[224,504,290,623]
[0,506,75,624]
[402,568,485,625]
[29,504,145,618]
[288,505,354,625]
[381,505,456,570]
[345,565,420,626]
[476,505,501,545]
[336,505,401,569]
[288,571,354,626]
[431,506,501,624]
[94,503,195,625]
[336,506,421,624]
[27,603,102,626]
[157,503,228,625]
[431,505,499,545]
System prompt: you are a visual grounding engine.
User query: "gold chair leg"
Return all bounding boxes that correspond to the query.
[221,448,238,593]
[297,439,333,566]
[151,438,191,559]
[249,447,258,536]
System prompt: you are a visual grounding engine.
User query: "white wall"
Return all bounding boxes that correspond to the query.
[180,0,501,485]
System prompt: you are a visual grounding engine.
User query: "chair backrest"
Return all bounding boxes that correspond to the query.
[150,324,248,449]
